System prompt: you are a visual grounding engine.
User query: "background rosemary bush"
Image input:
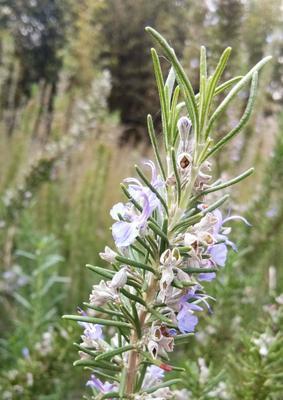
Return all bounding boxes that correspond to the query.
[0,1,282,399]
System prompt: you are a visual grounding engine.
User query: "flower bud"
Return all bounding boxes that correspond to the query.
[177,116,192,141]
[99,246,117,263]
[110,267,127,289]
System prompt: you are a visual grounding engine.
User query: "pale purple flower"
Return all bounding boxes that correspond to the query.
[212,209,250,251]
[266,207,277,218]
[177,287,204,333]
[142,365,164,389]
[77,308,104,348]
[89,280,118,306]
[177,302,202,333]
[210,243,228,267]
[124,160,163,211]
[198,272,216,282]
[112,192,153,247]
[110,202,133,221]
[143,160,164,190]
[86,374,116,393]
[80,323,103,348]
[110,160,165,247]
[198,242,228,279]
[22,347,30,359]
[187,209,250,279]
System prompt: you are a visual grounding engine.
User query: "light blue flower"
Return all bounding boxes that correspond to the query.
[86,374,116,393]
[177,286,203,333]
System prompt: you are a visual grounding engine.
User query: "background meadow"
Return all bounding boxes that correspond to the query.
[0,0,282,399]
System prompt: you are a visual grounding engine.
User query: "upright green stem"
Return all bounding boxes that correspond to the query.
[125,272,159,395]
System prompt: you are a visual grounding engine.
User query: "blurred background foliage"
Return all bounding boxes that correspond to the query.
[0,0,282,399]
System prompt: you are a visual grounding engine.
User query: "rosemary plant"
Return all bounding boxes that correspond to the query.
[63,27,271,399]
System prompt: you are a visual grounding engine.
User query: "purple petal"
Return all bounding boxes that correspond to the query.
[147,365,164,380]
[222,215,251,226]
[112,221,139,247]
[138,192,152,223]
[212,209,223,234]
[198,272,216,281]
[110,202,129,221]
[86,375,104,391]
[86,375,115,393]
[177,308,199,333]
[210,243,227,267]
[144,160,158,184]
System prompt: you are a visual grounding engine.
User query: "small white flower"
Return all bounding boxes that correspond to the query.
[110,267,128,289]
[99,246,117,263]
[159,248,185,302]
[198,357,209,384]
[89,280,118,306]
[147,325,174,358]
[252,332,275,357]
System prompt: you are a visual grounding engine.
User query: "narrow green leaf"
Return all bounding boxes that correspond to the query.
[183,267,218,274]
[205,56,271,137]
[171,147,182,205]
[148,221,169,244]
[73,343,99,358]
[199,167,254,196]
[200,45,207,80]
[131,301,142,338]
[116,255,155,274]
[151,48,169,150]
[86,264,114,279]
[159,218,168,255]
[178,76,243,112]
[73,359,121,372]
[143,379,183,394]
[136,236,155,259]
[83,303,125,318]
[119,366,127,397]
[213,76,242,97]
[62,315,132,329]
[147,114,166,180]
[95,345,134,361]
[84,367,120,383]
[135,363,148,392]
[120,288,147,307]
[199,46,207,131]
[204,47,232,131]
[101,392,121,399]
[175,333,194,344]
[203,72,259,160]
[170,85,180,145]
[146,27,199,140]
[13,293,32,310]
[201,194,230,215]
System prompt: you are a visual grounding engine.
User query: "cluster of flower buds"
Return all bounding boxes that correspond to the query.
[63,27,270,399]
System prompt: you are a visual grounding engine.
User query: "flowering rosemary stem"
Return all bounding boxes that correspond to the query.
[63,27,271,399]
